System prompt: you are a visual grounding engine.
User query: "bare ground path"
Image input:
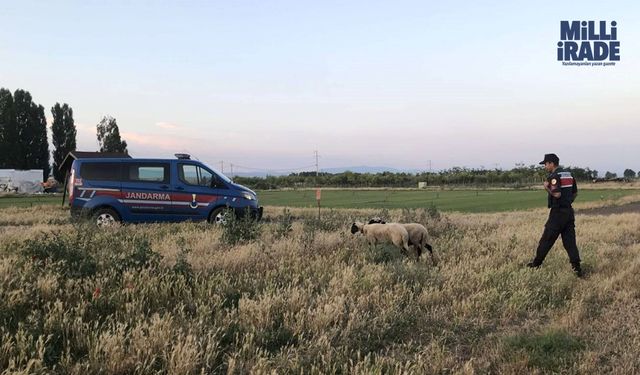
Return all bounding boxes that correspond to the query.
[577,202,640,216]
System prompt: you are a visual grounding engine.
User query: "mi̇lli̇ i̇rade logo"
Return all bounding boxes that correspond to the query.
[558,21,620,67]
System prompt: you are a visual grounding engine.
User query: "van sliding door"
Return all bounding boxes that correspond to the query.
[120,162,175,220]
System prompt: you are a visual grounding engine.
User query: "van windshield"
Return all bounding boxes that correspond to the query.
[208,167,232,183]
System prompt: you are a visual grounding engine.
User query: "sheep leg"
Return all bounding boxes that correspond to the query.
[392,237,408,257]
[415,233,426,261]
[368,238,378,252]
[426,243,437,265]
[401,239,410,258]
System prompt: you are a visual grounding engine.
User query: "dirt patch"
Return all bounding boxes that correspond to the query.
[578,202,640,216]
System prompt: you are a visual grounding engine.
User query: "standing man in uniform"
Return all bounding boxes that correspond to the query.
[527,153,583,277]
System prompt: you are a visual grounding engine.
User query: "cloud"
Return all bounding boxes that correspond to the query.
[155,122,182,130]
[120,131,185,150]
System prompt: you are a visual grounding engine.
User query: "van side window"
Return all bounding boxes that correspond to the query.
[179,164,223,188]
[123,163,169,183]
[80,162,122,181]
[180,165,199,185]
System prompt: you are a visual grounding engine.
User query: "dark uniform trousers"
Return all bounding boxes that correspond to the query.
[534,207,580,266]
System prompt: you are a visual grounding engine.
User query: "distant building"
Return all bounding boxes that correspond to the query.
[0,169,44,193]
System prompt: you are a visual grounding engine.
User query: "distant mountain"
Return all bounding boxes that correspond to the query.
[228,166,425,178]
[321,166,421,174]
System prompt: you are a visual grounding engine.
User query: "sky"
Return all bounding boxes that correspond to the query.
[1,0,638,175]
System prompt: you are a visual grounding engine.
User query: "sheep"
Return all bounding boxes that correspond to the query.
[350,221,411,257]
[368,218,436,264]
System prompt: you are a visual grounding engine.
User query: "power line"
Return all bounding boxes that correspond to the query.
[209,152,319,175]
[231,163,317,172]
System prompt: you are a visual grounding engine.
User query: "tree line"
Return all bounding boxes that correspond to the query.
[0,88,128,181]
[234,164,639,190]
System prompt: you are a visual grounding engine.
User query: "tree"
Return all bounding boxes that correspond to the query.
[12,89,32,170]
[11,90,49,179]
[31,103,50,180]
[623,169,636,179]
[51,103,77,182]
[96,116,128,153]
[0,89,50,179]
[0,88,17,168]
[604,171,617,179]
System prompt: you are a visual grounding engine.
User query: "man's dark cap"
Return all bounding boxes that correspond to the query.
[539,153,560,165]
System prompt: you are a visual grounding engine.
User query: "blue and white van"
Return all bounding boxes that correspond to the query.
[68,154,262,226]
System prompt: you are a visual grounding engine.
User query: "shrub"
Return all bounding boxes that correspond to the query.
[273,208,293,239]
[20,227,161,279]
[426,202,441,220]
[21,230,97,279]
[104,234,161,274]
[173,238,194,279]
[303,209,347,232]
[221,208,262,245]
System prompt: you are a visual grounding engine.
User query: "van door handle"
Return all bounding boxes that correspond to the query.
[175,186,184,191]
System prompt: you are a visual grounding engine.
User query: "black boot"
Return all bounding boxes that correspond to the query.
[572,263,583,278]
[526,261,541,269]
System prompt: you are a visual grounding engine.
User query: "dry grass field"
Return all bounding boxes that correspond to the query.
[1,197,639,374]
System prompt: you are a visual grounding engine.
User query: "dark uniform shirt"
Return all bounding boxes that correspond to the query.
[547,168,578,208]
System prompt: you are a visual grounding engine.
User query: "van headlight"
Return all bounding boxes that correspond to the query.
[242,193,255,201]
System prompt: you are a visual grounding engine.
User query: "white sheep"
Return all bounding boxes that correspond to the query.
[368,218,436,264]
[350,221,411,257]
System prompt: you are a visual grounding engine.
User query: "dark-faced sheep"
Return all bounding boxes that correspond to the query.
[350,221,411,257]
[368,218,436,264]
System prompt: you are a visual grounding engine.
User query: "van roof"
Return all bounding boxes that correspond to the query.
[76,158,202,163]
[60,151,131,174]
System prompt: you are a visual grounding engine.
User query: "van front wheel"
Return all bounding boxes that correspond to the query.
[208,207,231,225]
[93,208,121,227]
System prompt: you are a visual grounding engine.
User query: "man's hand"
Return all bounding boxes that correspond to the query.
[543,181,549,189]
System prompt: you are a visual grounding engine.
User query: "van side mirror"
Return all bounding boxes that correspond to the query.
[210,178,223,189]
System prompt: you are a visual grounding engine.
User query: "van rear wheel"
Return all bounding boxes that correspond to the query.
[93,208,120,227]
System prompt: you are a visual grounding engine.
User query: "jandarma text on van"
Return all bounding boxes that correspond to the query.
[123,192,170,200]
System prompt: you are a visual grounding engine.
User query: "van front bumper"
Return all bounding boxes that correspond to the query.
[234,206,263,221]
[256,206,263,221]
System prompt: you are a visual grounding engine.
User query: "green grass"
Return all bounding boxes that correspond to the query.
[0,194,62,208]
[505,329,585,371]
[258,189,640,212]
[2,189,638,212]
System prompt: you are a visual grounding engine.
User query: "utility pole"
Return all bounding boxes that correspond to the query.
[230,163,234,177]
[220,161,224,173]
[314,150,319,177]
[428,160,432,173]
